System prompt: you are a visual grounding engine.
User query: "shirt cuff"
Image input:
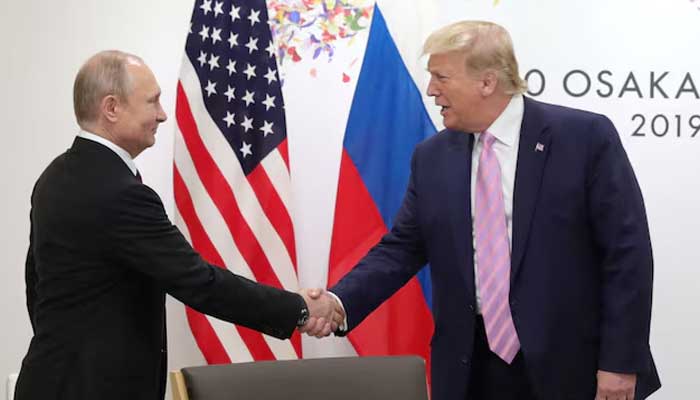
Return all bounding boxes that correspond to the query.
[326,291,348,332]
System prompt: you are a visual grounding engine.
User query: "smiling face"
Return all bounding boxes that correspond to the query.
[109,63,167,158]
[426,51,493,133]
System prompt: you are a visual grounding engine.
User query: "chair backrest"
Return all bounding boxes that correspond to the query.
[171,356,428,400]
[6,373,18,400]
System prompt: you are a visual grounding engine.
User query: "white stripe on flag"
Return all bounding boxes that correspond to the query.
[174,205,192,245]
[174,126,255,281]
[264,335,298,361]
[261,150,292,213]
[206,315,254,363]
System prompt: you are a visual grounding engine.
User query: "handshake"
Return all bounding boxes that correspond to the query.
[297,288,345,338]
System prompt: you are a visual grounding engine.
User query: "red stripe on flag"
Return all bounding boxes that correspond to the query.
[328,151,386,276]
[346,280,433,359]
[328,150,433,376]
[290,330,301,358]
[235,326,276,361]
[175,83,283,290]
[278,139,290,171]
[174,164,275,361]
[242,165,303,357]
[247,165,297,269]
[173,165,230,363]
[173,165,221,266]
[185,308,231,364]
[247,158,302,357]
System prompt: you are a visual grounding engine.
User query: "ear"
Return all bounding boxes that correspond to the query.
[101,95,120,123]
[480,70,499,97]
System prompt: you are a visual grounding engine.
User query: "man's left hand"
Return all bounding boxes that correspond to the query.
[596,370,636,400]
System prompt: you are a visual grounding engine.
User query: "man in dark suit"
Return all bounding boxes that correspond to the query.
[16,50,341,400]
[312,21,660,400]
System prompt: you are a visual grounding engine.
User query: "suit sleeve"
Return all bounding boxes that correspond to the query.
[331,150,428,332]
[105,182,303,340]
[586,115,654,373]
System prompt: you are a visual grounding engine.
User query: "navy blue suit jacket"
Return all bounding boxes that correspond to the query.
[332,97,660,400]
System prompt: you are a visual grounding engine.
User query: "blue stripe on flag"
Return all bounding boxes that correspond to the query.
[342,5,437,308]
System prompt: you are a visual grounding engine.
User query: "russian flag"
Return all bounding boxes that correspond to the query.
[327,3,437,371]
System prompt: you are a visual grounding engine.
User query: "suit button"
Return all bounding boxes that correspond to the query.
[460,357,469,365]
[468,304,474,312]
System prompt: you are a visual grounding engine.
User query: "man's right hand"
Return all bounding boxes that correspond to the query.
[297,288,345,338]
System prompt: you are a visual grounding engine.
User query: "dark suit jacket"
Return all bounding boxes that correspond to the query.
[332,97,661,400]
[16,137,303,400]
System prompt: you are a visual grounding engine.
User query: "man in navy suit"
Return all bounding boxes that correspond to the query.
[310,21,660,400]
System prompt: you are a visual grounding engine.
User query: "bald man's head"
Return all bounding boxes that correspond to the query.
[73,50,144,126]
[72,50,167,158]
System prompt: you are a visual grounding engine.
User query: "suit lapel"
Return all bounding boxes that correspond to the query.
[511,98,551,281]
[445,131,476,296]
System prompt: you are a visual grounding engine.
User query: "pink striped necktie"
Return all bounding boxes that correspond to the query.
[474,131,520,364]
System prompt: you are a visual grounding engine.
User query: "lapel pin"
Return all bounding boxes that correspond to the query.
[535,143,545,152]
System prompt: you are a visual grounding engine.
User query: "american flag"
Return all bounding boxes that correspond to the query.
[173,0,301,363]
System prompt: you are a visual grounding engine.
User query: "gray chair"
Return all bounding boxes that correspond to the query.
[170,356,428,400]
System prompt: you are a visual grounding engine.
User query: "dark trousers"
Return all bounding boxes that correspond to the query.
[466,316,537,400]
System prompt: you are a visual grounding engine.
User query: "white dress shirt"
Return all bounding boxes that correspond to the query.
[77,130,138,176]
[471,94,524,313]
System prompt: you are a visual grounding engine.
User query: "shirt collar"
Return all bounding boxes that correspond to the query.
[77,130,138,176]
[481,94,524,147]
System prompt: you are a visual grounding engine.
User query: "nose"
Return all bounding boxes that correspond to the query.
[157,104,167,123]
[426,78,439,97]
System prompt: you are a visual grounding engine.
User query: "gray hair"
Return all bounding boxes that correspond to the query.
[73,50,143,125]
[423,20,527,95]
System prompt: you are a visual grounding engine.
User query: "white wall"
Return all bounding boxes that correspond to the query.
[1,0,698,398]
[0,1,202,397]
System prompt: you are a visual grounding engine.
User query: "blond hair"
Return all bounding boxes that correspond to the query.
[423,21,527,95]
[73,50,143,125]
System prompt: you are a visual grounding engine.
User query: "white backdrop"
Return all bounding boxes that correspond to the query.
[1,0,698,398]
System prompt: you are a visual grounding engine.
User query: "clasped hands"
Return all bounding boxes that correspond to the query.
[297,288,345,338]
